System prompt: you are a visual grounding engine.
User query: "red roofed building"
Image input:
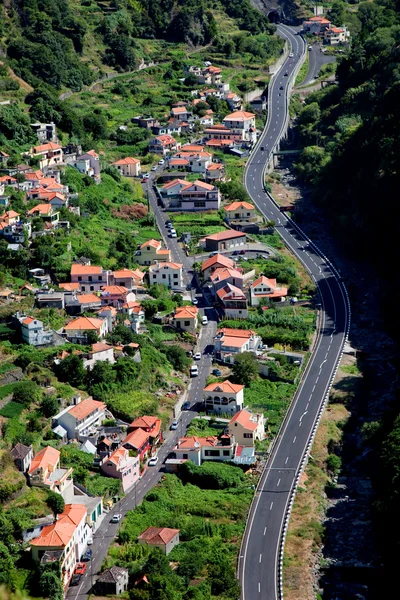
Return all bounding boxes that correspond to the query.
[0,210,20,225]
[204,124,242,142]
[101,447,139,492]
[122,428,151,462]
[173,434,236,465]
[303,16,331,34]
[228,409,266,446]
[205,162,224,181]
[170,106,189,121]
[250,275,288,306]
[111,268,144,290]
[137,239,171,266]
[27,203,59,225]
[160,178,189,198]
[216,283,248,319]
[210,267,243,291]
[28,446,73,496]
[112,157,141,177]
[138,527,180,555]
[222,111,257,142]
[149,261,183,289]
[172,305,199,335]
[179,179,221,210]
[201,253,235,280]
[30,142,63,169]
[149,134,180,156]
[201,228,246,252]
[203,380,244,414]
[13,312,53,346]
[54,398,107,440]
[64,316,108,342]
[224,201,256,222]
[100,285,134,308]
[214,328,261,362]
[128,416,162,446]
[70,264,110,292]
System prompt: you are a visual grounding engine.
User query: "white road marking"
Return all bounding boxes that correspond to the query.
[264,527,267,536]
[258,582,261,593]
[259,553,263,563]
[293,436,297,443]
[285,456,289,464]
[270,501,274,510]
[277,479,281,487]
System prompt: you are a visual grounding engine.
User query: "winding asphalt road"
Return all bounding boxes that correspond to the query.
[301,42,336,87]
[239,24,349,600]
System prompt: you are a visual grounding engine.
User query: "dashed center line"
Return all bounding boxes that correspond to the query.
[259,553,263,563]
[293,436,297,444]
[277,479,281,487]
[285,456,289,464]
[270,501,274,510]
[263,527,267,536]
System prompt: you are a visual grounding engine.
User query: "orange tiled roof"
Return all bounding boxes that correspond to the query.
[140,239,161,249]
[101,285,128,295]
[223,110,255,121]
[77,293,101,304]
[174,305,198,320]
[113,157,140,165]
[201,254,235,272]
[91,342,112,353]
[123,428,150,449]
[204,229,245,242]
[28,446,60,475]
[224,201,254,211]
[71,264,102,275]
[64,316,104,331]
[68,398,106,420]
[218,327,256,338]
[59,282,80,291]
[32,142,61,154]
[204,380,244,394]
[229,409,259,431]
[150,262,182,271]
[28,203,53,215]
[138,527,179,545]
[210,267,243,283]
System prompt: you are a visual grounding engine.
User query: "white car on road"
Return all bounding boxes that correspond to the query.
[148,456,159,466]
[194,352,201,360]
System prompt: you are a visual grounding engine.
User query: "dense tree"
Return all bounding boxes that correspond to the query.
[54,354,86,387]
[232,352,259,387]
[160,345,190,371]
[12,380,41,407]
[47,491,65,517]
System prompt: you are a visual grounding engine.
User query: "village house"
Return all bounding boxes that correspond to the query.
[179,179,221,211]
[13,312,53,346]
[121,301,145,333]
[64,316,108,342]
[101,447,140,492]
[217,283,248,319]
[173,434,236,466]
[111,268,145,290]
[138,527,180,555]
[27,203,59,226]
[31,504,89,589]
[31,122,57,143]
[0,210,20,225]
[171,106,190,121]
[324,25,350,44]
[11,443,33,473]
[201,229,246,252]
[224,92,242,111]
[0,150,9,165]
[136,239,171,266]
[70,264,110,292]
[81,342,115,369]
[203,380,244,414]
[0,175,17,187]
[203,124,243,143]
[210,267,244,292]
[303,15,331,34]
[201,253,235,280]
[222,111,257,143]
[250,96,267,113]
[100,285,135,308]
[228,409,266,446]
[74,150,101,184]
[160,178,189,198]
[205,163,224,181]
[36,291,65,310]
[214,328,261,362]
[148,262,183,289]
[149,134,180,156]
[65,293,102,315]
[96,566,129,596]
[112,157,141,177]
[171,149,212,174]
[249,275,288,306]
[172,305,199,336]
[29,142,63,170]
[122,429,151,463]
[128,416,163,447]
[224,201,257,223]
[28,446,73,497]
[53,398,107,440]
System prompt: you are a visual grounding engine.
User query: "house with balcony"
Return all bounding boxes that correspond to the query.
[201,254,235,280]
[122,429,151,463]
[101,447,140,492]
[81,342,115,370]
[173,434,236,466]
[179,179,221,211]
[13,312,54,346]
[324,25,350,44]
[149,262,183,289]
[210,267,243,292]
[203,380,244,415]
[70,264,110,292]
[64,316,108,343]
[112,156,141,177]
[249,276,288,306]
[54,398,107,440]
[136,239,171,266]
[65,293,102,315]
[224,201,257,223]
[29,142,63,170]
[149,134,180,156]
[160,178,189,198]
[224,92,242,110]
[100,285,135,308]
[171,106,190,121]
[203,124,242,143]
[30,504,89,589]
[27,203,59,226]
[111,268,145,290]
[303,16,331,34]
[121,301,145,334]
[216,283,248,319]
[74,150,101,184]
[228,409,266,446]
[201,229,246,252]
[222,111,257,143]
[172,149,212,174]
[28,446,73,498]
[31,121,57,143]
[214,328,261,363]
[172,305,199,336]
[128,416,162,447]
[205,163,224,181]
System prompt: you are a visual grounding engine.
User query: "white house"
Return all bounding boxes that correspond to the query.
[214,328,261,362]
[179,180,221,210]
[172,305,199,336]
[173,435,236,466]
[249,276,288,306]
[148,262,183,289]
[53,398,107,440]
[224,201,257,223]
[138,527,180,555]
[222,111,257,143]
[13,312,53,347]
[11,443,33,473]
[216,283,248,319]
[28,446,73,498]
[70,264,110,292]
[74,150,101,184]
[203,380,244,414]
[64,316,108,342]
[82,342,115,369]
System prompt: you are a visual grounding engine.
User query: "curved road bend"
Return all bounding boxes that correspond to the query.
[239,24,349,600]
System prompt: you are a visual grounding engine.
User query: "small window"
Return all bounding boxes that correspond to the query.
[184,321,190,326]
[88,276,92,282]
[223,450,230,456]
[78,276,82,282]
[90,286,94,291]
[183,454,188,459]
[162,274,166,279]
[99,275,103,281]
[81,286,86,291]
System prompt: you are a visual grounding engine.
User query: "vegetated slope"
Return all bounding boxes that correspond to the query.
[0,0,273,91]
[292,0,400,591]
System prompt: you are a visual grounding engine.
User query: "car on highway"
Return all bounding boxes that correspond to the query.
[182,401,190,410]
[202,315,208,325]
[110,513,122,523]
[260,146,264,151]
[70,575,81,586]
[82,549,92,561]
[75,562,87,576]
[308,45,313,50]
[212,368,222,376]
[148,456,159,466]
[170,419,179,430]
[289,52,294,57]
[279,85,284,90]
[284,71,288,76]
[193,352,201,360]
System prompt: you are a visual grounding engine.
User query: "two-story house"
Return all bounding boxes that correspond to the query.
[70,264,110,292]
[172,305,199,336]
[122,429,151,463]
[138,527,180,556]
[216,283,248,319]
[101,447,140,492]
[13,312,53,346]
[64,316,108,342]
[228,409,266,446]
[203,380,244,414]
[128,416,162,448]
[74,150,101,184]
[136,239,171,266]
[81,342,115,370]
[213,328,261,363]
[112,157,141,177]
[160,179,189,198]
[172,150,212,174]
[210,267,244,292]
[11,443,33,472]
[222,111,257,143]
[179,180,221,210]
[173,434,236,466]
[249,276,288,306]
[28,446,73,497]
[100,285,135,308]
[27,203,59,226]
[201,254,235,280]
[29,142,63,170]
[111,268,145,290]
[224,201,257,223]
[149,134,180,156]
[148,262,183,289]
[31,504,89,589]
[54,398,107,440]
[171,106,189,121]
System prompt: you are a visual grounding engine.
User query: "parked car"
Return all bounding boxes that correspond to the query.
[151,165,157,171]
[87,536,93,545]
[82,549,92,561]
[308,45,313,51]
[159,159,165,165]
[70,575,81,586]
[170,232,177,238]
[190,365,199,377]
[75,563,87,576]
[182,401,190,410]
[212,368,222,376]
[143,173,150,179]
[209,251,218,257]
[148,456,159,466]
[170,420,178,430]
[202,316,208,325]
[192,298,198,305]
[194,352,201,360]
[141,178,147,183]
[238,250,246,255]
[289,52,294,57]
[111,513,122,523]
